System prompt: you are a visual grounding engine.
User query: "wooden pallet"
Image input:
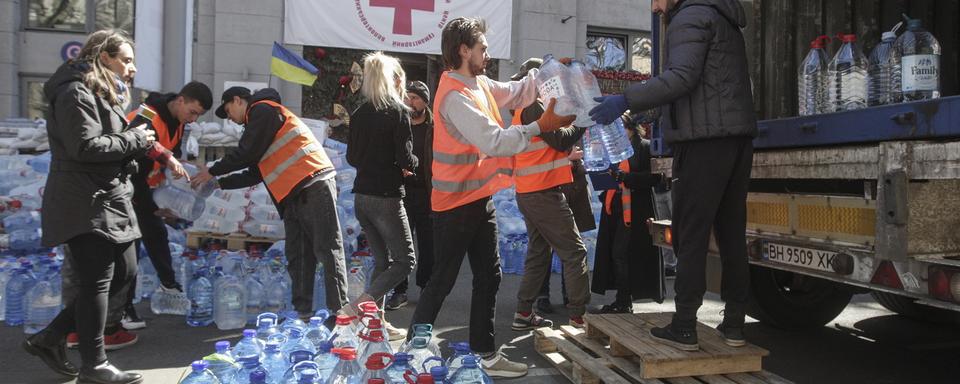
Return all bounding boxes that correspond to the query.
[583,313,769,379]
[186,231,278,251]
[535,325,790,384]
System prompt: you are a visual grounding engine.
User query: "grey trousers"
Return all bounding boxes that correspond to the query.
[354,194,417,300]
[515,187,590,316]
[283,178,348,315]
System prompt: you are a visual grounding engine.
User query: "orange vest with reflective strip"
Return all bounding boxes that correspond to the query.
[431,72,514,212]
[125,105,183,188]
[510,109,573,194]
[605,159,632,226]
[249,100,332,203]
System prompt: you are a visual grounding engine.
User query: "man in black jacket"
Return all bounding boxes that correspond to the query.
[590,0,757,351]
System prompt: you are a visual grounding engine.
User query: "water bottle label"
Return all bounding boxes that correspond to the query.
[539,76,566,101]
[901,55,939,92]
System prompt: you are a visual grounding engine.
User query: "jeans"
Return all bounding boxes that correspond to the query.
[283,178,348,315]
[354,194,417,300]
[671,137,753,328]
[410,197,501,353]
[42,233,137,367]
[395,187,434,294]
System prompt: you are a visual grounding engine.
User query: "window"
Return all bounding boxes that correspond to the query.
[586,29,653,74]
[22,79,48,120]
[94,0,134,33]
[27,0,87,31]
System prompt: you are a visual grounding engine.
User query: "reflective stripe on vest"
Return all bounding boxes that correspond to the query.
[125,105,183,188]
[249,100,332,202]
[604,159,632,226]
[510,109,573,193]
[430,72,514,211]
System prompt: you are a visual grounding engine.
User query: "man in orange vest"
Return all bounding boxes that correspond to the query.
[192,87,346,321]
[408,17,575,378]
[506,58,592,332]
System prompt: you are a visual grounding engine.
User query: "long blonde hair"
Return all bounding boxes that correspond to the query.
[361,51,408,111]
[74,29,133,106]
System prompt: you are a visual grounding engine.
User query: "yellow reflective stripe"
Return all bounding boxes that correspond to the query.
[432,168,513,193]
[433,151,480,165]
[514,158,570,177]
[263,142,323,184]
[519,140,548,154]
[261,124,312,161]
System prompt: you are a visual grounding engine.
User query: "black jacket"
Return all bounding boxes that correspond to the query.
[133,92,183,186]
[41,62,151,246]
[403,109,433,191]
[346,100,418,198]
[625,0,757,143]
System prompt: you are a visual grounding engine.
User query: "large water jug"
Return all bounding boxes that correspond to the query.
[24,264,60,334]
[312,263,327,313]
[360,353,394,384]
[313,339,339,380]
[203,198,247,223]
[203,340,239,384]
[891,15,941,102]
[327,348,363,384]
[167,163,216,198]
[446,342,475,374]
[600,118,633,164]
[304,314,332,351]
[868,30,898,106]
[150,285,189,316]
[535,55,580,117]
[346,267,365,303]
[260,341,288,383]
[400,324,442,356]
[331,315,360,349]
[5,266,37,326]
[385,352,419,384]
[280,358,320,384]
[187,268,214,327]
[244,276,265,325]
[255,313,281,343]
[568,60,604,127]
[9,228,42,251]
[799,35,832,115]
[264,278,287,315]
[405,336,438,373]
[281,328,316,358]
[244,220,285,239]
[27,152,51,174]
[3,211,40,232]
[296,368,321,384]
[280,310,307,335]
[136,258,159,300]
[236,358,267,384]
[449,356,492,384]
[210,189,251,208]
[214,274,247,330]
[582,124,610,172]
[358,328,392,365]
[192,215,241,234]
[828,33,868,111]
[153,185,205,221]
[180,360,221,384]
[430,366,450,384]
[234,328,265,362]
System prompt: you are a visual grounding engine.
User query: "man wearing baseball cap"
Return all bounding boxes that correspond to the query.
[193,86,347,321]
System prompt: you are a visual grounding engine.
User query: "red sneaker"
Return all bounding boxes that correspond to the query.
[103,328,138,351]
[570,316,585,329]
[66,333,79,349]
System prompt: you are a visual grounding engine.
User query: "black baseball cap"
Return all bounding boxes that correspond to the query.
[215,86,252,119]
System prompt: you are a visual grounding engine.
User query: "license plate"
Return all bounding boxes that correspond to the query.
[764,242,838,273]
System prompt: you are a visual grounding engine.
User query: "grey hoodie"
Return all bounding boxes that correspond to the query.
[625,0,757,143]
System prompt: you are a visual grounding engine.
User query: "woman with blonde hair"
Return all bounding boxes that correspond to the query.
[22,29,153,384]
[346,51,418,340]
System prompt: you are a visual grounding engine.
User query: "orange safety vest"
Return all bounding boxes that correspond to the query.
[125,105,183,188]
[510,109,573,194]
[431,72,514,212]
[605,159,632,226]
[249,100,333,203]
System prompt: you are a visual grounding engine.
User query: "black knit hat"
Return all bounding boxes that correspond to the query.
[406,81,430,104]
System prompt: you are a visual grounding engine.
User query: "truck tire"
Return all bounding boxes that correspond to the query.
[747,265,853,330]
[871,291,960,323]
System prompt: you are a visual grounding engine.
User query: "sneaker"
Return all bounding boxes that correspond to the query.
[385,292,408,310]
[66,333,79,349]
[159,282,183,294]
[649,324,699,351]
[103,328,139,351]
[716,323,746,347]
[383,321,407,341]
[481,352,528,378]
[590,302,632,314]
[121,306,146,330]
[511,311,553,331]
[535,297,555,314]
[569,316,585,329]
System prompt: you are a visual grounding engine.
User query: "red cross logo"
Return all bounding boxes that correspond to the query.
[369,0,435,36]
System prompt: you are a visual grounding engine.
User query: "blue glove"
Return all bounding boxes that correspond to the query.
[588,95,629,125]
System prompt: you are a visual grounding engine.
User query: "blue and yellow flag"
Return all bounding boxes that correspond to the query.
[271,42,319,86]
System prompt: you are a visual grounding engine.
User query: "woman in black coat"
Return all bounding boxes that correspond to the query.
[23,30,154,384]
[590,114,666,313]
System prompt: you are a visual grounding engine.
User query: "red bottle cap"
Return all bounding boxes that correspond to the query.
[810,35,831,49]
[836,33,857,43]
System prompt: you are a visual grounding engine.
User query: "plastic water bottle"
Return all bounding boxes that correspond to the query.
[327,348,363,384]
[385,353,419,383]
[5,266,37,326]
[260,341,288,382]
[600,118,633,164]
[204,341,239,384]
[167,163,216,198]
[828,33,868,111]
[234,329,265,362]
[24,264,60,334]
[245,276,265,325]
[153,185,205,221]
[314,339,339,380]
[249,369,269,384]
[449,356,492,384]
[296,368,322,384]
[3,211,40,232]
[304,315,332,351]
[204,198,247,222]
[249,205,282,222]
[236,358,267,384]
[331,315,360,349]
[136,259,159,300]
[244,220,285,239]
[405,336,438,373]
[26,152,50,174]
[281,328,316,358]
[446,342,475,374]
[868,30,898,106]
[255,313,281,343]
[280,310,307,335]
[281,359,321,384]
[346,267,365,303]
[360,353,394,383]
[9,228,42,251]
[312,263,327,313]
[0,266,10,322]
[181,360,221,384]
[401,324,442,356]
[358,328,392,365]
[210,189,251,208]
[799,35,832,114]
[430,366,450,384]
[582,124,610,172]
[568,60,604,127]
[187,268,214,327]
[192,216,241,234]
[891,14,941,102]
[264,280,287,317]
[535,54,581,117]
[215,274,247,330]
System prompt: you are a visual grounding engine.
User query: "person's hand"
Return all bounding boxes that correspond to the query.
[589,95,629,125]
[166,157,190,181]
[536,98,577,133]
[131,124,156,144]
[558,57,573,65]
[568,146,583,161]
[402,169,414,177]
[191,168,215,189]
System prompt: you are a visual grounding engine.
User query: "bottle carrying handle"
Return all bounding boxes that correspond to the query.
[289,360,320,371]
[358,313,377,330]
[403,370,418,384]
[422,356,445,373]
[314,309,331,322]
[256,312,278,327]
[368,352,395,368]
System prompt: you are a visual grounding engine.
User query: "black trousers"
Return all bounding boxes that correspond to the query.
[131,176,177,287]
[395,187,434,294]
[42,234,137,367]
[670,137,753,329]
[410,197,500,353]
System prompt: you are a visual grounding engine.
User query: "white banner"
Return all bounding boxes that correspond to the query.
[284,0,513,59]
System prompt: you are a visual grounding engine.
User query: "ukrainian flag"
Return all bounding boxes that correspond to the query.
[271,42,319,86]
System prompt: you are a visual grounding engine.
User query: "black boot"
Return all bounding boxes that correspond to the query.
[22,331,78,377]
[649,322,699,351]
[78,362,143,384]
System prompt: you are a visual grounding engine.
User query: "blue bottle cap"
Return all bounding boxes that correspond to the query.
[243,329,257,338]
[249,369,268,383]
[299,369,318,383]
[191,360,208,371]
[309,317,323,326]
[430,365,448,378]
[461,356,479,368]
[393,352,412,364]
[215,340,231,352]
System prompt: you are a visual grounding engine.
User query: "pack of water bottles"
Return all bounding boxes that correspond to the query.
[492,187,528,275]
[179,301,495,384]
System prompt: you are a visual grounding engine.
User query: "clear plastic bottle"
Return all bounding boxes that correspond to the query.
[448,356,492,384]
[214,274,247,330]
[600,118,633,164]
[9,228,42,251]
[313,340,339,380]
[346,267,365,304]
[192,215,241,234]
[360,353,394,384]
[868,31,898,106]
[203,198,247,222]
[296,368,321,384]
[249,205,282,222]
[358,328,392,365]
[280,328,316,358]
[582,125,611,172]
[152,185,205,221]
[385,352,419,384]
[312,262,327,313]
[3,211,40,232]
[204,340,240,384]
[261,341,288,383]
[136,258,159,300]
[304,315,332,352]
[405,336,438,373]
[187,267,214,327]
[568,60,603,127]
[236,359,267,384]
[180,360,221,384]
[24,264,60,334]
[799,35,832,114]
[235,328,265,363]
[255,313,281,344]
[243,220,285,239]
[327,348,363,384]
[891,15,941,102]
[244,276,265,326]
[445,342,475,374]
[331,314,360,349]
[535,54,581,117]
[828,33,869,111]
[5,266,37,326]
